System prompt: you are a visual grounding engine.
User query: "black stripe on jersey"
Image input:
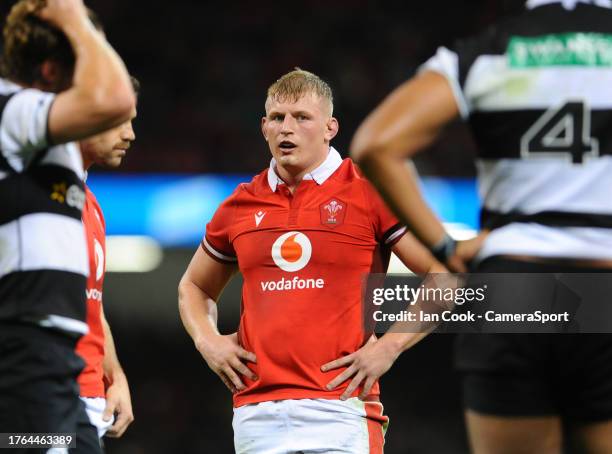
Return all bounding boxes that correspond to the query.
[454,4,612,87]
[0,270,86,323]
[470,109,612,160]
[380,222,405,245]
[0,92,15,116]
[0,163,84,225]
[200,239,237,264]
[0,93,17,174]
[0,153,14,173]
[481,208,612,230]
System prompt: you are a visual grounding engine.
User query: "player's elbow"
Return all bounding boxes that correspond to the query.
[177,274,192,308]
[96,87,135,124]
[83,84,136,128]
[350,130,387,169]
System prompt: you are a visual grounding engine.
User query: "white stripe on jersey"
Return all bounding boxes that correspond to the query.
[465,55,612,112]
[420,47,470,118]
[386,226,407,245]
[477,224,612,261]
[35,314,89,335]
[39,142,86,180]
[203,236,237,262]
[477,156,612,214]
[527,0,612,10]
[0,213,88,280]
[0,88,55,171]
[421,49,612,115]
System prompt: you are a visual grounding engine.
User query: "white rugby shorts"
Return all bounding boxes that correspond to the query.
[79,396,114,439]
[233,397,388,454]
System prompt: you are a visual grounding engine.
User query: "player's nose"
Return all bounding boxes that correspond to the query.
[122,123,136,142]
[280,115,295,134]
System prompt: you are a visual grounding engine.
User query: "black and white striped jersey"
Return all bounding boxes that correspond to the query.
[0,78,88,336]
[421,0,612,261]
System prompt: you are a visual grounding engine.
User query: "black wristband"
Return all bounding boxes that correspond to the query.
[430,233,456,263]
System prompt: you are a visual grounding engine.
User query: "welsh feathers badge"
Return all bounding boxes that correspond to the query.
[319,198,346,228]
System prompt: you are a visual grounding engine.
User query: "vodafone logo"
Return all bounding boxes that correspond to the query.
[271,231,312,272]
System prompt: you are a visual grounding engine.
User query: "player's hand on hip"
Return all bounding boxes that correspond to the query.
[447,230,489,272]
[197,332,257,393]
[103,372,134,438]
[321,335,400,401]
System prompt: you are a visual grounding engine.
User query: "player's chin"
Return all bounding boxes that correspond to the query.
[276,153,298,166]
[101,156,123,168]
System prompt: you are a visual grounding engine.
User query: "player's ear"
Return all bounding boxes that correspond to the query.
[325,117,339,142]
[261,116,269,142]
[37,60,71,92]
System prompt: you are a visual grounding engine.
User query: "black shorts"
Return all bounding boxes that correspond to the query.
[456,257,612,423]
[0,323,102,453]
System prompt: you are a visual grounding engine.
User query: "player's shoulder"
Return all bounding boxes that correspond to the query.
[220,167,271,205]
[83,184,106,228]
[337,158,374,189]
[329,158,364,183]
[0,78,51,104]
[84,184,101,209]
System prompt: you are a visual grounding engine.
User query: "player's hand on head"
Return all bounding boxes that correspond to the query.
[197,332,257,394]
[35,0,89,30]
[103,372,134,438]
[321,335,400,401]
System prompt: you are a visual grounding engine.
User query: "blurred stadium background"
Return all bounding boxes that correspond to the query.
[1,1,528,452]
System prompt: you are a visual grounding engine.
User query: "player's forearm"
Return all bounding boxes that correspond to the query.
[361,155,446,248]
[392,232,444,275]
[59,17,134,136]
[378,331,431,358]
[178,279,222,353]
[101,312,125,384]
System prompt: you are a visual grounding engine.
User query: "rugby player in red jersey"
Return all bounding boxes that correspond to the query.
[76,76,138,443]
[179,69,445,453]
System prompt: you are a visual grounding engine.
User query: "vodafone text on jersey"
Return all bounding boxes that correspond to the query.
[261,231,325,291]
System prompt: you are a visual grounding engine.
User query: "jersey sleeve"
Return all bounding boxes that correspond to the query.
[362,181,407,247]
[201,192,239,264]
[418,24,500,120]
[419,46,470,119]
[0,88,55,170]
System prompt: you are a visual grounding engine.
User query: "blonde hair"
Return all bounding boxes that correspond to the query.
[266,68,334,115]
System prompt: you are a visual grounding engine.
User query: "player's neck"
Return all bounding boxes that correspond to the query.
[275,148,330,193]
[81,152,94,172]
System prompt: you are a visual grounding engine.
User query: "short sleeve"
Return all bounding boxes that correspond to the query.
[362,181,407,247]
[0,88,55,171]
[419,46,470,119]
[201,194,238,264]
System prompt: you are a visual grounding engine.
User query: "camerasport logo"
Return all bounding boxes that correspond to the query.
[271,231,312,272]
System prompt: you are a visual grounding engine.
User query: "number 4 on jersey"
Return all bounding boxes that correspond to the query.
[521,101,599,164]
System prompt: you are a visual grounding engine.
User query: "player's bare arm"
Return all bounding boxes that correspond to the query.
[101,309,134,438]
[391,231,448,274]
[37,0,135,144]
[178,247,257,393]
[350,71,488,270]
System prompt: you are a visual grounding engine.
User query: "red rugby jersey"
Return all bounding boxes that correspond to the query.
[76,185,106,397]
[202,148,406,407]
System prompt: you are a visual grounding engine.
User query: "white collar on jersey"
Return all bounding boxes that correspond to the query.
[267,146,343,192]
[0,77,24,96]
[526,0,611,9]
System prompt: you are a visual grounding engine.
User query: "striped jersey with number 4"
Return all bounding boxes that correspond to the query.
[422,0,612,261]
